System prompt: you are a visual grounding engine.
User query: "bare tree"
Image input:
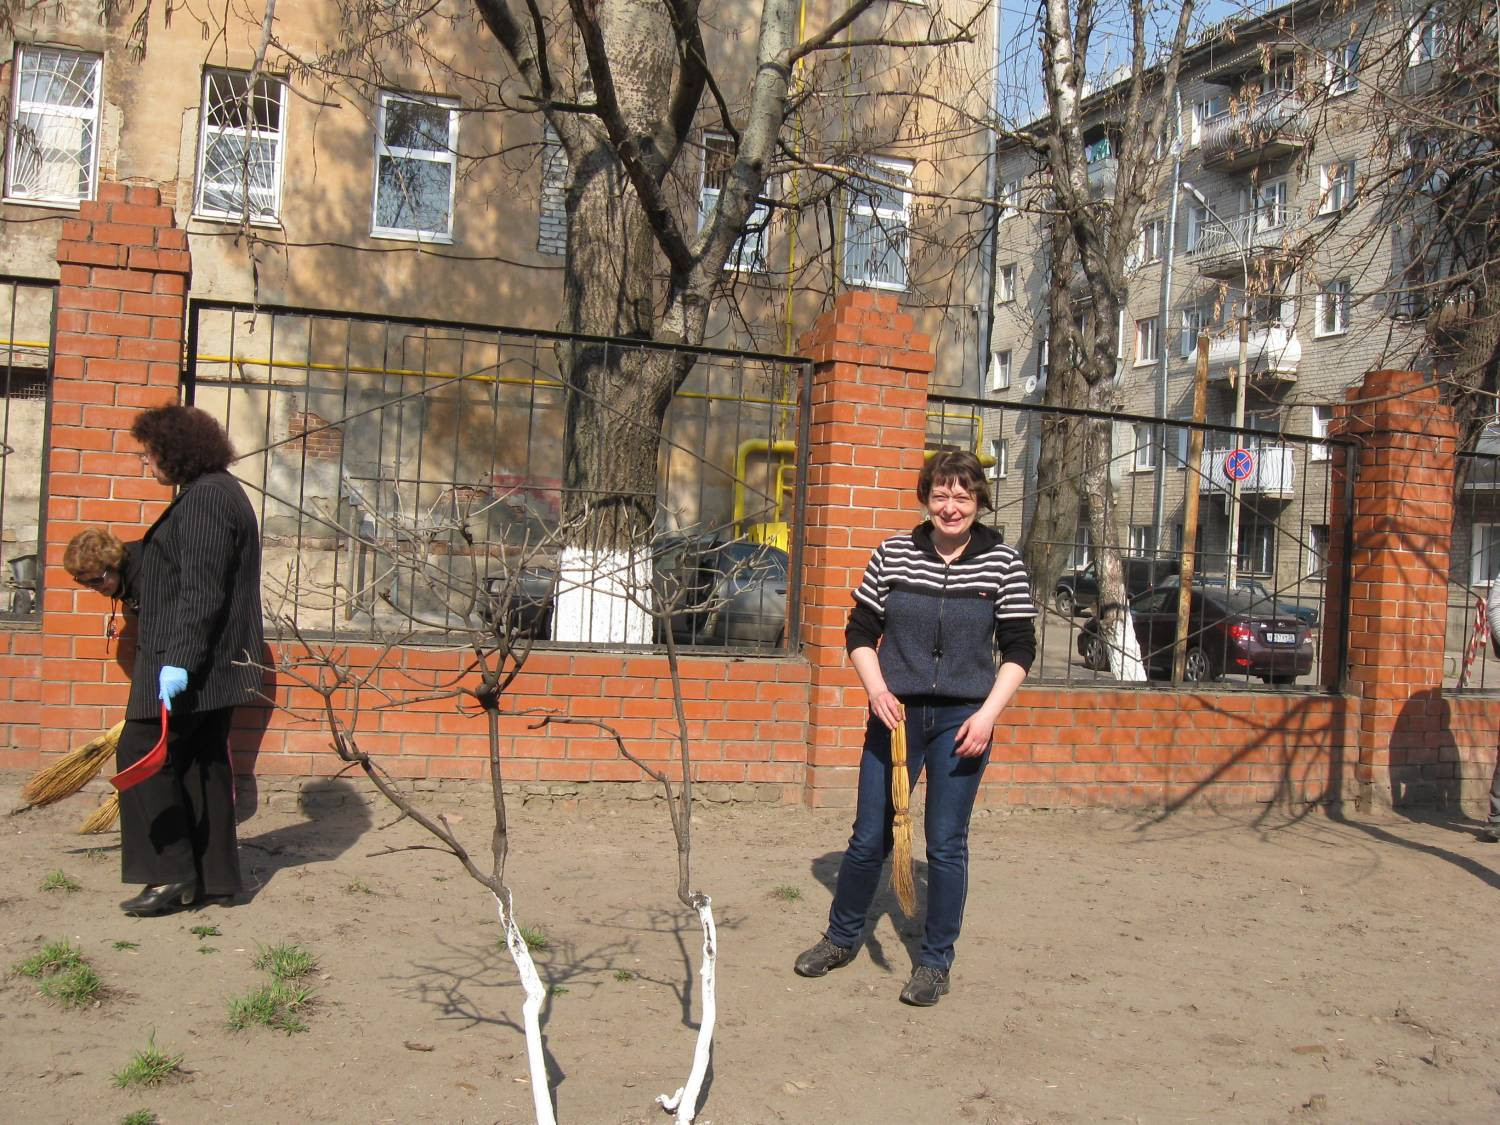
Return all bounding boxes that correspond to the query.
[1013,0,1198,678]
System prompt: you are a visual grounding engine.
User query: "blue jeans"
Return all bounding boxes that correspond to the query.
[825,702,990,970]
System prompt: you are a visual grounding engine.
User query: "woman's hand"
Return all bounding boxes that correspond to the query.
[868,689,904,731]
[953,708,997,758]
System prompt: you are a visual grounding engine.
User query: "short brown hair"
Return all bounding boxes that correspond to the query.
[917,449,993,511]
[63,528,126,579]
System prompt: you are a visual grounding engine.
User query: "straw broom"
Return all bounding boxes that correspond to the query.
[19,721,125,808]
[77,793,120,834]
[889,716,916,915]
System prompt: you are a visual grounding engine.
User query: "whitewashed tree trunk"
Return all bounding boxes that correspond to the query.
[493,890,556,1125]
[656,897,717,1124]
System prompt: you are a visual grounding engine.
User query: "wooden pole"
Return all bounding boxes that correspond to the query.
[1172,332,1210,683]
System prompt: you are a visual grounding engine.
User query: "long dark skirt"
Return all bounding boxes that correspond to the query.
[116,707,241,895]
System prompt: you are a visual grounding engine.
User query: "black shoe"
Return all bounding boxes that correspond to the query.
[120,881,197,916]
[794,937,857,977]
[900,965,951,1006]
[1480,826,1500,844]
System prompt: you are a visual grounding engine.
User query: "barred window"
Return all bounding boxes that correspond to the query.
[4,47,101,205]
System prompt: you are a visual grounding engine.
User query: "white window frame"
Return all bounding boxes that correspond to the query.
[997,262,1017,303]
[1129,524,1156,555]
[1472,524,1500,586]
[194,68,287,224]
[989,437,1009,480]
[699,131,769,273]
[1189,95,1227,146]
[1132,423,1157,471]
[1307,523,1331,578]
[1179,304,1212,357]
[1326,39,1360,96]
[1135,316,1160,365]
[1138,217,1165,265]
[1309,404,1333,461]
[1407,14,1444,66]
[1037,337,1050,386]
[371,91,460,243]
[990,348,1012,391]
[4,46,102,206]
[1254,178,1292,232]
[998,177,1021,221]
[1316,278,1352,337]
[843,157,912,291]
[1185,203,1211,252]
[1318,160,1356,215]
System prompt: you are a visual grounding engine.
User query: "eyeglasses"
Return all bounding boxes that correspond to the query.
[73,570,113,589]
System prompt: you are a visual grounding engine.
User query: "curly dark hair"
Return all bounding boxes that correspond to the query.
[129,405,236,484]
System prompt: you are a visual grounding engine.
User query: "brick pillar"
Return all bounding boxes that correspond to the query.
[1324,369,1456,810]
[796,292,934,806]
[40,182,187,755]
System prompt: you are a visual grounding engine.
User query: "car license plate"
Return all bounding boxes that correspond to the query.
[1267,631,1296,644]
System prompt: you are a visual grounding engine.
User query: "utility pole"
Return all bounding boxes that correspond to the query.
[1226,306,1249,590]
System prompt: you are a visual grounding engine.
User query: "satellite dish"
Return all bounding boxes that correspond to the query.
[1022,375,1039,395]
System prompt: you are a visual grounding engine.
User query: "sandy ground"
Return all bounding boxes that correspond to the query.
[4,773,1500,1125]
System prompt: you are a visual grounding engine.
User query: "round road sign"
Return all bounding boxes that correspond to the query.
[1225,448,1255,481]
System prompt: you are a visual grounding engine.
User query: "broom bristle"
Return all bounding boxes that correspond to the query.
[889,721,916,915]
[77,793,120,834]
[20,722,125,806]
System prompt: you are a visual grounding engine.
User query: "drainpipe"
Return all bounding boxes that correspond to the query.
[1153,90,1183,551]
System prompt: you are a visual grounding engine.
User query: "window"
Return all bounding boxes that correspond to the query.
[1179,304,1212,357]
[844,158,911,290]
[1185,203,1211,252]
[1190,95,1227,145]
[1037,337,1050,386]
[1319,161,1356,214]
[1473,525,1500,586]
[1133,423,1157,470]
[1309,404,1333,461]
[989,438,1009,480]
[5,46,101,205]
[699,132,769,272]
[373,92,459,242]
[1254,179,1291,232]
[1408,14,1444,66]
[1136,218,1166,266]
[1135,317,1160,365]
[1129,525,1156,555]
[997,262,1017,303]
[537,125,568,256]
[1307,524,1330,577]
[1316,279,1352,336]
[990,348,1012,391]
[1327,40,1360,96]
[1239,518,1276,576]
[195,69,286,222]
[998,177,1021,221]
[1084,135,1113,164]
[1066,524,1092,570]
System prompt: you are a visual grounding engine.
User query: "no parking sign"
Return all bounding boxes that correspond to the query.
[1225,447,1255,482]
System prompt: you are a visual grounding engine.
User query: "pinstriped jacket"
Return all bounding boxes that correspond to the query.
[124,470,265,720]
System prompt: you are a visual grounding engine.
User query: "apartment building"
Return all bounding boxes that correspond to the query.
[0,1,999,602]
[981,0,1486,622]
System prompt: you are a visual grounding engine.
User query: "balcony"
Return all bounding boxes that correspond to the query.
[1206,324,1301,385]
[1200,91,1309,171]
[1186,211,1301,279]
[1199,443,1296,500]
[1087,156,1117,198]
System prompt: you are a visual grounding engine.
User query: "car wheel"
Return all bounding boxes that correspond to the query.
[1055,589,1076,617]
[1083,635,1108,671]
[1183,647,1217,683]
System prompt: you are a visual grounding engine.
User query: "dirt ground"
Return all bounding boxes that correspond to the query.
[4,773,1500,1125]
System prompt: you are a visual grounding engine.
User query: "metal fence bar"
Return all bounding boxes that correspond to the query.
[0,276,56,622]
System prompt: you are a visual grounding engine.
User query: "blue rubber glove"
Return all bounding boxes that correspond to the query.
[158,665,189,711]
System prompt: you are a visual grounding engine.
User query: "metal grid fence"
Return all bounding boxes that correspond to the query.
[0,276,53,621]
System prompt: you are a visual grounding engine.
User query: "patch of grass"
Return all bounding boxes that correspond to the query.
[550,985,569,996]
[190,924,221,939]
[113,940,140,952]
[40,962,103,1008]
[120,1111,157,1125]
[345,877,375,895]
[112,1034,182,1088]
[770,884,803,903]
[252,942,316,982]
[196,946,218,956]
[226,981,314,1034]
[39,869,81,893]
[13,938,85,978]
[83,848,108,863]
[613,968,635,982]
[518,925,551,953]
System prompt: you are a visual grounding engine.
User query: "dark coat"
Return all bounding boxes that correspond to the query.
[125,470,264,720]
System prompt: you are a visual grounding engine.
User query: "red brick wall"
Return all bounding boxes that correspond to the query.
[4,187,1498,815]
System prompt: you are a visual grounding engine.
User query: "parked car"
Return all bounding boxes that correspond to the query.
[1054,557,1179,617]
[1077,585,1314,684]
[482,536,789,648]
[1154,574,1320,627]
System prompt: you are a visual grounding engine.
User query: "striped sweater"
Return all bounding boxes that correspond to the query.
[845,521,1037,702]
